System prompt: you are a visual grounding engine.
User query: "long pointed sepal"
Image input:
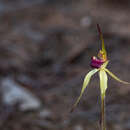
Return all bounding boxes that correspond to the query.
[70,69,99,112]
[99,69,108,97]
[104,68,130,84]
[99,69,107,130]
[97,24,107,61]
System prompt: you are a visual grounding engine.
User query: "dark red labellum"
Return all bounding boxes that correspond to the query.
[90,57,105,68]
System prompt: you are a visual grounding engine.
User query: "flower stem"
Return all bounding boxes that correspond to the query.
[101,95,106,130]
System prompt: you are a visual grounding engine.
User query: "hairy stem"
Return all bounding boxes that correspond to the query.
[101,95,106,130]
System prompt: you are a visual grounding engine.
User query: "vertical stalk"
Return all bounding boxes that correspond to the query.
[101,95,106,130]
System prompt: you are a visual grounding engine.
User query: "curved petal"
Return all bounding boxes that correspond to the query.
[104,68,130,84]
[70,69,99,112]
[99,69,108,97]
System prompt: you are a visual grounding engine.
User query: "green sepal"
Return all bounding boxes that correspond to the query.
[101,60,109,69]
[97,24,107,60]
[104,68,130,84]
[70,69,99,112]
[99,69,108,97]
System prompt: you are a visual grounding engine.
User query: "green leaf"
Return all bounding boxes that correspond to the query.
[99,69,108,97]
[104,68,130,84]
[70,69,99,112]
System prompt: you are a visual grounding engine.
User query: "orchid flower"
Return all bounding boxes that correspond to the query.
[71,24,130,130]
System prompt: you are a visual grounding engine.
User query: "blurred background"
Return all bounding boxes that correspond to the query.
[0,0,130,130]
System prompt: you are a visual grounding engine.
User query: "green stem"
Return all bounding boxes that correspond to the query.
[101,95,106,130]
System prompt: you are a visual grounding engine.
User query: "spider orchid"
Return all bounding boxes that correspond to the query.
[71,24,130,130]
